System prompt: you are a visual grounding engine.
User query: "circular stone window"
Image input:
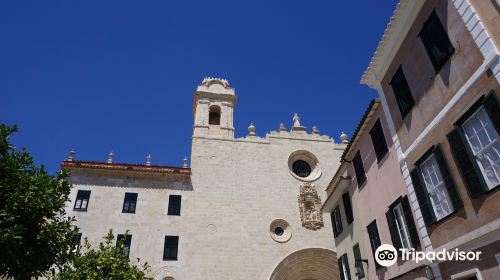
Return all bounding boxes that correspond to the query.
[270,219,292,243]
[288,150,321,182]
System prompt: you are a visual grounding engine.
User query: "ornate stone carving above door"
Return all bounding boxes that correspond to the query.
[297,182,324,230]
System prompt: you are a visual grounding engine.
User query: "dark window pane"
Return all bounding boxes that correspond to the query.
[332,206,343,237]
[168,195,182,216]
[353,151,366,186]
[292,160,311,178]
[122,192,138,213]
[390,67,415,118]
[116,234,132,257]
[163,236,179,260]
[74,190,91,211]
[342,192,354,224]
[419,10,455,72]
[369,119,389,162]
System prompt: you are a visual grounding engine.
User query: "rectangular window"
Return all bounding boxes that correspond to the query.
[461,107,500,190]
[412,145,462,226]
[168,195,182,216]
[369,119,389,162]
[367,220,381,269]
[419,10,455,72]
[420,154,454,220]
[116,234,132,257]
[353,151,366,186]
[390,66,415,118]
[73,190,91,211]
[122,192,138,213]
[353,243,365,278]
[342,192,354,224]
[338,254,352,280]
[72,233,82,252]
[163,236,179,260]
[392,203,412,249]
[332,206,343,237]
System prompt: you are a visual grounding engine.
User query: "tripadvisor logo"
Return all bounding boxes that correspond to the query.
[375,244,398,267]
[375,244,482,267]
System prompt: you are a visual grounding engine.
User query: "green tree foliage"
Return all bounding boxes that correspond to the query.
[55,230,153,280]
[0,124,79,279]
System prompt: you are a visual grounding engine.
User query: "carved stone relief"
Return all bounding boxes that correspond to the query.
[297,182,324,230]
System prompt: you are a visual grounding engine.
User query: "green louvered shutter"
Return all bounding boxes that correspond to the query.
[483,91,500,134]
[410,169,435,225]
[433,145,462,210]
[447,129,487,198]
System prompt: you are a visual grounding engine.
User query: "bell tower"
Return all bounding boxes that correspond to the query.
[192,77,237,138]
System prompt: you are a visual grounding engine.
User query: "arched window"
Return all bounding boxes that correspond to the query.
[209,105,221,125]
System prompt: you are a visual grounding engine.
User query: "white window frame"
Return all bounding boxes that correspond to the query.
[462,106,500,190]
[392,203,412,249]
[419,154,454,221]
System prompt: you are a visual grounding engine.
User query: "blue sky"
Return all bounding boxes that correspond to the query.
[1,1,396,173]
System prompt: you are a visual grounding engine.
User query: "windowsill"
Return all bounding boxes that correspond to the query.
[167,214,181,216]
[163,258,178,261]
[122,211,136,214]
[429,207,461,227]
[73,208,88,212]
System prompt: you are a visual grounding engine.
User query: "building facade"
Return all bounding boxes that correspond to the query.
[362,0,500,279]
[63,78,347,280]
[323,100,429,280]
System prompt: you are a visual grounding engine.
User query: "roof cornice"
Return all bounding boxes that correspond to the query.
[61,160,191,175]
[361,0,426,88]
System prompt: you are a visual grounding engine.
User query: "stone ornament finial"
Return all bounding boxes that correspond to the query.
[312,126,320,135]
[279,122,286,132]
[107,151,114,164]
[248,123,256,136]
[183,157,188,168]
[146,154,152,166]
[340,132,349,144]
[67,149,75,161]
[293,113,301,127]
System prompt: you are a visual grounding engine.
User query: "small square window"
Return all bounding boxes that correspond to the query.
[73,190,91,211]
[122,192,138,214]
[163,236,179,261]
[168,195,182,216]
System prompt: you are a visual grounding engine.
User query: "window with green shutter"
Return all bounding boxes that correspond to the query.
[386,196,421,251]
[390,66,415,118]
[353,243,365,278]
[448,91,500,197]
[369,119,389,162]
[367,220,381,269]
[419,10,455,72]
[338,254,352,280]
[353,151,366,186]
[412,145,462,225]
[342,192,354,224]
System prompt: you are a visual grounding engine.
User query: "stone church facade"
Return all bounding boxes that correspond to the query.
[63,78,346,279]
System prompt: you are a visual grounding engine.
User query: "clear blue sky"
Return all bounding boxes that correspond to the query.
[1,1,396,173]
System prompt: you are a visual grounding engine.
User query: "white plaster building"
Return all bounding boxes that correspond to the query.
[63,78,346,280]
